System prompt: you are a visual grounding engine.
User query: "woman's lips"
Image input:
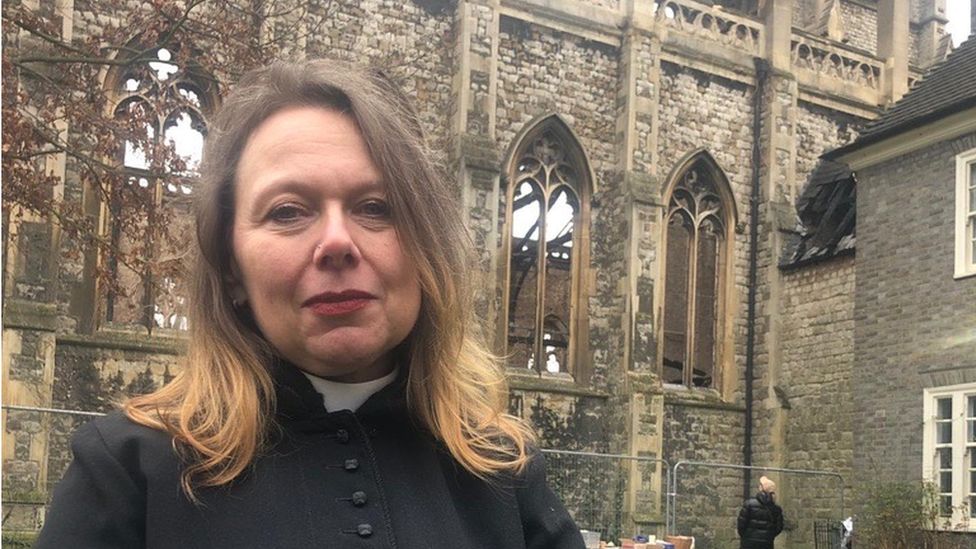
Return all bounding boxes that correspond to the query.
[303,290,376,317]
[307,299,371,316]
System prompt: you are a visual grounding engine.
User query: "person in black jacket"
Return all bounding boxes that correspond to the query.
[36,59,585,549]
[737,476,785,549]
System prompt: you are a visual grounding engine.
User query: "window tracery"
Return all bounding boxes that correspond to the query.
[104,46,210,332]
[505,121,588,376]
[662,155,732,388]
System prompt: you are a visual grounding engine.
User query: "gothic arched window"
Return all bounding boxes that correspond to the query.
[661,153,735,388]
[104,46,212,332]
[505,117,590,376]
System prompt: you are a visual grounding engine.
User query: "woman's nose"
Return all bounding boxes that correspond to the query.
[311,210,361,269]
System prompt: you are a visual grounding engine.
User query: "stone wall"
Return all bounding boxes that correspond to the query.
[3,1,915,545]
[307,0,456,153]
[496,17,618,171]
[909,26,921,67]
[840,0,878,54]
[581,0,621,11]
[793,0,815,29]
[780,256,855,547]
[47,336,181,488]
[9,222,53,302]
[2,316,56,528]
[664,397,746,548]
[657,62,754,193]
[630,33,658,176]
[795,101,862,187]
[911,0,925,23]
[853,132,976,488]
[510,389,626,537]
[1,327,181,531]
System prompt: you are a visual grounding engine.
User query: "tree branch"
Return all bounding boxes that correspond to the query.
[11,17,89,58]
[14,55,135,67]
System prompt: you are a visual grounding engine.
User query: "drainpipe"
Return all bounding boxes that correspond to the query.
[744,57,769,501]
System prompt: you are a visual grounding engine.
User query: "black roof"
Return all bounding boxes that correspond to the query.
[827,34,976,158]
[781,159,856,269]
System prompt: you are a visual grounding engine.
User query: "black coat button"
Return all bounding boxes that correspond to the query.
[351,491,367,507]
[335,429,349,443]
[344,458,359,471]
[357,523,373,538]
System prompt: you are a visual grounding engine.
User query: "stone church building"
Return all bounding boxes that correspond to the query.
[4,0,973,546]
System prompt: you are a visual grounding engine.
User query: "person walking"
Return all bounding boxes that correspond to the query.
[737,476,784,549]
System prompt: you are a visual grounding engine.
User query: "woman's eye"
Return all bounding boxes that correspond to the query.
[267,204,308,224]
[358,199,391,218]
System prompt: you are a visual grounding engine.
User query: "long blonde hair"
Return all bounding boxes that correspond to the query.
[125,59,534,497]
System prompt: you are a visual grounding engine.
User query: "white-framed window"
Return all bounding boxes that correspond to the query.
[923,384,976,530]
[955,148,976,279]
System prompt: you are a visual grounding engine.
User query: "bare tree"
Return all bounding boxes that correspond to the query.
[2,0,325,332]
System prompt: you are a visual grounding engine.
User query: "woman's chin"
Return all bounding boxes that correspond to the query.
[289,346,395,382]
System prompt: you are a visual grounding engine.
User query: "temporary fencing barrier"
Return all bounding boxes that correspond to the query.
[542,449,670,543]
[3,405,674,544]
[668,460,845,548]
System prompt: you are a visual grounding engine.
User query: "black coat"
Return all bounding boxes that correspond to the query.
[36,361,585,548]
[736,492,784,549]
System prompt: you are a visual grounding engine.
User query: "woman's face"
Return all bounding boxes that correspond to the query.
[231,106,422,382]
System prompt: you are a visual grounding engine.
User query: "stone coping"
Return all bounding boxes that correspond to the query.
[2,300,59,332]
[507,371,611,398]
[662,386,745,411]
[56,331,186,355]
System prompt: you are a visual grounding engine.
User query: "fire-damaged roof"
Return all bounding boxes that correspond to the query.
[787,36,976,269]
[827,35,976,158]
[781,159,856,269]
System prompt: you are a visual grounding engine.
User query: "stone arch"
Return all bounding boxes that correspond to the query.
[504,113,597,196]
[92,37,218,332]
[500,114,593,379]
[659,149,737,389]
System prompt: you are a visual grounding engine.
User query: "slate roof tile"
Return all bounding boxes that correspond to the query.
[781,159,856,269]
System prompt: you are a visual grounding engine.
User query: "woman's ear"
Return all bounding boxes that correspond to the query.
[230,286,248,307]
[227,261,248,307]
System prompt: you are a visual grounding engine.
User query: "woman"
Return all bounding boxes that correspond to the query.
[737,476,784,549]
[37,59,585,549]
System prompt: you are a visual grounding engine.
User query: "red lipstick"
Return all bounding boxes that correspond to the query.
[303,290,376,317]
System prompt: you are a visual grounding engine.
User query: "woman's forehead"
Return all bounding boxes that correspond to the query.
[234,107,383,196]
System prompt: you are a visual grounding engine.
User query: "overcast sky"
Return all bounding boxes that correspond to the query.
[947,0,973,46]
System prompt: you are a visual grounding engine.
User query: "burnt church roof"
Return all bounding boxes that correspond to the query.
[781,159,856,269]
[787,36,976,269]
[828,34,976,158]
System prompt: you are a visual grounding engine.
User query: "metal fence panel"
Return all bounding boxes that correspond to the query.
[669,461,845,549]
[543,449,669,544]
[2,406,672,548]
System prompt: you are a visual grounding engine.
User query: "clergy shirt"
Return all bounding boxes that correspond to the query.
[301,368,400,412]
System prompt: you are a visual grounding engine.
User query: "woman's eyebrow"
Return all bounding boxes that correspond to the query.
[247,178,387,209]
[348,180,387,197]
[245,179,314,210]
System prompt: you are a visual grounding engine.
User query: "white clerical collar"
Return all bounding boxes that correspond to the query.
[301,367,399,413]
